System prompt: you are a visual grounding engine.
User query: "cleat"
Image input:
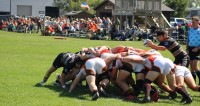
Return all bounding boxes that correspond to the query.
[92,92,99,101]
[180,98,185,103]
[54,80,61,86]
[39,80,46,86]
[168,92,177,100]
[99,87,107,97]
[141,96,151,103]
[62,85,66,89]
[151,91,159,102]
[184,96,192,104]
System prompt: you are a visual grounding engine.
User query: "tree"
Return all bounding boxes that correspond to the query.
[164,0,190,17]
[53,0,102,14]
[53,0,72,12]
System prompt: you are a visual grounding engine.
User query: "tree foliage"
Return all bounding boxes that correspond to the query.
[53,0,102,14]
[164,0,190,17]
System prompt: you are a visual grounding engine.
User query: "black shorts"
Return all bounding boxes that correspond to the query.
[135,69,148,75]
[188,47,200,60]
[52,53,65,68]
[174,55,189,67]
[151,65,161,73]
[120,62,133,73]
[96,71,110,81]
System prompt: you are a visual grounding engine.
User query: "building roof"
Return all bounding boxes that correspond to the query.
[94,0,115,10]
[162,4,174,11]
[64,11,82,16]
[64,11,94,18]
[94,0,174,12]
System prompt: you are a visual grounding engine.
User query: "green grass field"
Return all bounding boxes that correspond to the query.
[0,31,199,106]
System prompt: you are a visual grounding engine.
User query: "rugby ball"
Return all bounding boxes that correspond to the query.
[143,39,151,47]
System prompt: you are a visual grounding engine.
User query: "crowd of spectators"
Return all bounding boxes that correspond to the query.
[1,15,193,42]
[0,16,156,41]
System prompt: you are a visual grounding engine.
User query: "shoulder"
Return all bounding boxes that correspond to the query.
[166,37,175,42]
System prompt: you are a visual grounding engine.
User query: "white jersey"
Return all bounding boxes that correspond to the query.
[126,54,144,73]
[144,56,174,75]
[145,49,162,56]
[100,53,115,69]
[85,58,106,75]
[174,66,192,77]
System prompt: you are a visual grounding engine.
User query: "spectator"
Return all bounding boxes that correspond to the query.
[119,32,126,41]
[115,17,120,32]
[150,24,157,33]
[178,24,185,39]
[110,23,117,40]
[137,27,144,41]
[186,16,200,85]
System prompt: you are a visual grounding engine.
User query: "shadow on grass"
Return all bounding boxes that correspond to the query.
[103,85,144,104]
[59,85,90,100]
[34,82,189,104]
[34,83,43,87]
[34,82,91,100]
[34,83,64,93]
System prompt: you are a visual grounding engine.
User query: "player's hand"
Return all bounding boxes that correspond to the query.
[116,53,121,59]
[147,40,153,47]
[117,56,123,61]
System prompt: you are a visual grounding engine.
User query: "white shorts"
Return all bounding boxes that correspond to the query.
[127,55,144,73]
[85,58,106,75]
[163,58,175,75]
[145,56,174,75]
[175,66,192,78]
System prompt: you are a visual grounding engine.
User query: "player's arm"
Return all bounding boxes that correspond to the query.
[148,41,166,51]
[97,46,109,52]
[88,47,96,54]
[104,54,120,66]
[119,56,145,64]
[59,73,68,88]
[69,69,85,92]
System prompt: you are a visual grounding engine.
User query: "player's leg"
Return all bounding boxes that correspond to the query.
[167,74,192,104]
[86,75,99,100]
[142,71,160,102]
[40,65,57,85]
[116,69,134,99]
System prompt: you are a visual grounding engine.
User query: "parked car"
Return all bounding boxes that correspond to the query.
[170,18,186,25]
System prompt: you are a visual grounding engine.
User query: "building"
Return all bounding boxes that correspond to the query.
[187,0,200,19]
[94,0,174,28]
[0,0,55,17]
[94,0,115,18]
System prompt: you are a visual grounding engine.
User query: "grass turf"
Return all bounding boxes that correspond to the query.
[0,31,199,106]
